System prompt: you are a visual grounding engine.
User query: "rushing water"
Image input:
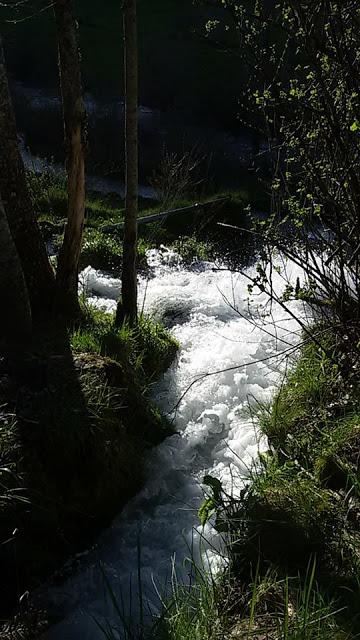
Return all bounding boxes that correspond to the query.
[41,249,306,640]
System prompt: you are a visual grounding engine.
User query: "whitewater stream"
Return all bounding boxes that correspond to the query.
[42,249,306,640]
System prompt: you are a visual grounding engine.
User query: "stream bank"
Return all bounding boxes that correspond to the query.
[158,333,360,640]
[36,251,305,639]
[0,311,178,631]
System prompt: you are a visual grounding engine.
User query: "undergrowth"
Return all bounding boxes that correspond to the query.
[79,231,149,273]
[153,560,348,640]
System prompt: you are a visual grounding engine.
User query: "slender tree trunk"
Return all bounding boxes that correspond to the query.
[0,37,55,317]
[0,191,32,340]
[54,0,86,317]
[116,0,138,326]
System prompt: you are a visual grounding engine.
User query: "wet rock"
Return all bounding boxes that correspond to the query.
[150,298,192,328]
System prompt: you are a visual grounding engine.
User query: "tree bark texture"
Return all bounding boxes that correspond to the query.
[54,0,86,317]
[0,191,32,340]
[116,0,138,326]
[0,37,55,316]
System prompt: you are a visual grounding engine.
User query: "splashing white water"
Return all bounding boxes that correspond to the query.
[43,250,307,639]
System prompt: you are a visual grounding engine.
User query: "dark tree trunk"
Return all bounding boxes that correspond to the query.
[0,191,32,340]
[54,0,86,318]
[116,0,138,327]
[0,37,55,317]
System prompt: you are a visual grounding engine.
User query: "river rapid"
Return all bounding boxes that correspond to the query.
[41,248,306,640]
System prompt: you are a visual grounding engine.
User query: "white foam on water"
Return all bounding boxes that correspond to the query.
[42,250,307,639]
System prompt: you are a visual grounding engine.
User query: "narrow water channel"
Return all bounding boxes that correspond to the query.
[42,250,305,639]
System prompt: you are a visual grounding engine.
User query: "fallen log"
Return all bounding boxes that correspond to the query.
[100,196,231,234]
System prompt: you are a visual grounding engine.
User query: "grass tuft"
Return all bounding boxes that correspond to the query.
[71,306,179,382]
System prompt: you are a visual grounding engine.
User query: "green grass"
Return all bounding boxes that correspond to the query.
[27,168,156,226]
[28,168,256,272]
[80,231,153,273]
[151,558,349,640]
[260,340,342,451]
[259,337,360,487]
[154,565,222,640]
[71,306,179,382]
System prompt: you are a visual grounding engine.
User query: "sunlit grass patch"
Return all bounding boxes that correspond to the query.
[71,306,179,382]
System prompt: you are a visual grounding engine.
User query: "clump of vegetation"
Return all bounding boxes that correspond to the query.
[27,166,68,219]
[170,235,214,264]
[154,557,346,640]
[80,230,124,271]
[79,231,151,273]
[260,339,360,493]
[71,306,179,381]
[154,563,223,640]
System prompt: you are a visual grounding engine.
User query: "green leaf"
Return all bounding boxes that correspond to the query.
[350,121,359,132]
[198,498,216,527]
